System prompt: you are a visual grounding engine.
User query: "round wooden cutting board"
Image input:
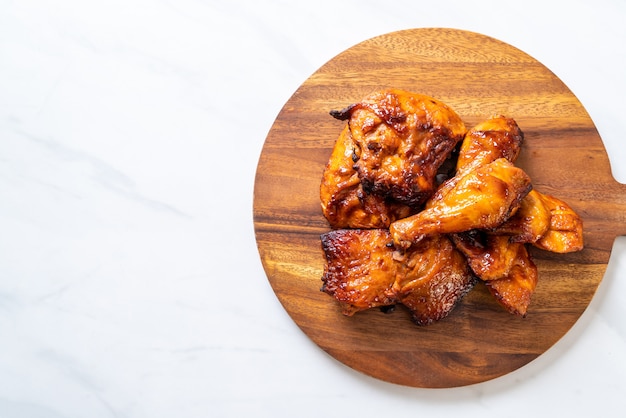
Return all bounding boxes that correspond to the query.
[253,28,626,388]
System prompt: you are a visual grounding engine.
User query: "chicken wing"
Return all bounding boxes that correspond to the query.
[452,231,538,316]
[331,89,466,207]
[390,158,532,248]
[452,232,519,281]
[487,189,583,252]
[320,126,412,228]
[320,229,474,324]
[485,245,538,317]
[533,192,584,253]
[489,189,551,243]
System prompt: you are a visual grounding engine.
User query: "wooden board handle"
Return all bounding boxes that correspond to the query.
[570,178,626,258]
[603,180,626,236]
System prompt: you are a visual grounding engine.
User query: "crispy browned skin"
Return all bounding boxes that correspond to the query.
[450,116,582,252]
[331,89,466,207]
[321,230,474,324]
[453,233,519,281]
[390,158,532,248]
[320,229,398,315]
[320,126,412,228]
[533,192,584,253]
[320,105,582,322]
[453,231,537,316]
[393,235,475,325]
[438,117,537,316]
[485,245,538,317]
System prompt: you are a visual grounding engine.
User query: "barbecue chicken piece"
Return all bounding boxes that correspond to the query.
[428,115,524,206]
[330,89,466,208]
[320,229,397,315]
[390,158,532,248]
[393,234,476,325]
[453,231,538,316]
[489,189,551,244]
[485,246,538,317]
[451,116,582,252]
[488,190,583,252]
[533,192,584,253]
[486,260,538,317]
[453,233,520,281]
[320,229,475,324]
[456,116,524,175]
[320,126,412,228]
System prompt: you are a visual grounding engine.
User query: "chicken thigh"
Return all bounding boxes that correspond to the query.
[321,229,475,324]
[330,89,466,207]
[320,126,411,228]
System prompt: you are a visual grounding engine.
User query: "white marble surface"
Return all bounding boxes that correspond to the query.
[1,0,625,417]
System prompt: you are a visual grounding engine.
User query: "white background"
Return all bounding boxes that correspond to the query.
[1,1,625,417]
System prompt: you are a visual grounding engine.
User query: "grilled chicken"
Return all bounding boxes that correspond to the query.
[319,99,582,323]
[320,126,412,228]
[453,233,520,281]
[453,231,538,316]
[320,229,474,324]
[320,229,398,315]
[486,262,538,317]
[456,115,524,174]
[394,234,476,325]
[485,246,538,317]
[533,192,584,253]
[330,89,466,208]
[488,190,583,252]
[429,116,524,203]
[490,189,551,243]
[390,158,532,248]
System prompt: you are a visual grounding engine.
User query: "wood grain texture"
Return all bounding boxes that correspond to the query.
[253,28,626,388]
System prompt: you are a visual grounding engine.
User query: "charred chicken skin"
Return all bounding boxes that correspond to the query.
[393,234,476,325]
[330,89,466,208]
[319,91,583,323]
[453,231,538,316]
[320,229,398,315]
[320,126,412,228]
[321,229,474,324]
